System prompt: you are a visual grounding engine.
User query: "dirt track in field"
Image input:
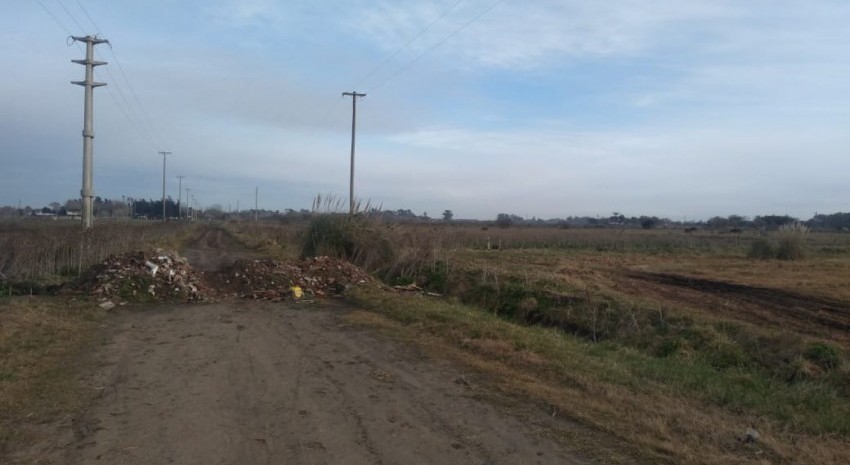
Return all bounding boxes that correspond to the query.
[16,302,583,465]
[8,228,588,465]
[623,271,850,346]
[181,227,262,272]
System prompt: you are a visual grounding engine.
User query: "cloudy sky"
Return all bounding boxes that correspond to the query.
[2,0,849,220]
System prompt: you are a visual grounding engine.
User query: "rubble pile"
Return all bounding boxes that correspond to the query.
[76,249,207,302]
[221,256,371,300]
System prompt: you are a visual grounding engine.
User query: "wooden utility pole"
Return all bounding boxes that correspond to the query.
[342,91,366,215]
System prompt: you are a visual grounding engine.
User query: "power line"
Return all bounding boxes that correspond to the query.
[35,0,73,35]
[54,0,87,33]
[105,45,164,147]
[368,0,507,93]
[354,0,465,89]
[100,84,157,145]
[91,49,157,145]
[40,0,163,148]
[73,0,102,35]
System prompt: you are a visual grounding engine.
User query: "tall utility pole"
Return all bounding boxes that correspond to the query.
[158,151,172,222]
[342,91,366,215]
[177,175,185,219]
[254,187,259,222]
[185,187,191,220]
[71,35,108,229]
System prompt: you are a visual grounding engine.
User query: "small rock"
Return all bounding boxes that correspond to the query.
[98,301,116,310]
[745,428,760,443]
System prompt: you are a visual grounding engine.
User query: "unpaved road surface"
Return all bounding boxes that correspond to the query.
[21,302,587,465]
[181,228,262,272]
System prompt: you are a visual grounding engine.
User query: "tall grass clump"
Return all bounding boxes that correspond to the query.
[302,214,395,271]
[776,222,809,260]
[747,222,809,260]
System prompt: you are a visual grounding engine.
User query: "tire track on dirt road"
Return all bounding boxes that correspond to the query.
[22,302,588,465]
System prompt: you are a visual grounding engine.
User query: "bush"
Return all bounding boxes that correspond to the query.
[747,234,807,260]
[804,343,841,371]
[748,238,776,259]
[301,214,395,271]
[776,234,807,260]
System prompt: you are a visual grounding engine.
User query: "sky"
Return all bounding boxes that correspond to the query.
[2,0,850,220]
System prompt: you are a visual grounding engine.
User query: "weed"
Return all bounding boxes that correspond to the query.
[748,237,776,259]
[777,234,807,260]
[302,214,395,271]
[805,342,842,371]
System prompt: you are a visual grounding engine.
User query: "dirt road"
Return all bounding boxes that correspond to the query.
[20,301,586,465]
[181,228,262,272]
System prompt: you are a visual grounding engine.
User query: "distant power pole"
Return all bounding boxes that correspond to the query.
[71,35,109,229]
[185,187,191,220]
[255,186,259,222]
[159,151,172,222]
[177,175,185,219]
[342,91,366,215]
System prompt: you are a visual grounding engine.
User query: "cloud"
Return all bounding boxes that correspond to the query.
[349,0,741,70]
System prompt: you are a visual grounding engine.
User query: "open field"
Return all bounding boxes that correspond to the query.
[2,220,849,464]
[216,219,850,463]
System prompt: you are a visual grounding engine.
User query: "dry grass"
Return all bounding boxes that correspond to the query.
[347,287,850,465]
[220,221,303,261]
[0,220,198,282]
[0,296,104,457]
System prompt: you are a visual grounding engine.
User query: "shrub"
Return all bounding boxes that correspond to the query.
[301,214,395,271]
[776,234,807,260]
[748,238,776,259]
[804,343,841,371]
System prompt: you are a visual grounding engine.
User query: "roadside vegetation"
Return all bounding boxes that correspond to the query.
[0,220,197,288]
[3,212,850,464]
[291,212,850,465]
[0,297,105,456]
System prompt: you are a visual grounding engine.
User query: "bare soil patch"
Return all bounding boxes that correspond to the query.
[8,302,588,465]
[181,227,263,272]
[624,271,850,346]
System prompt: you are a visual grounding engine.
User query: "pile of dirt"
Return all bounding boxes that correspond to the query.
[74,249,208,303]
[218,256,372,300]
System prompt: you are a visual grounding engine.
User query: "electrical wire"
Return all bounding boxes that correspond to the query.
[39,0,165,148]
[35,0,73,35]
[353,0,465,89]
[104,45,164,147]
[368,0,507,93]
[54,0,87,34]
[95,61,159,146]
[73,0,102,35]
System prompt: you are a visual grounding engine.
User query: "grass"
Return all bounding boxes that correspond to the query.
[347,285,850,465]
[0,220,198,282]
[0,296,105,458]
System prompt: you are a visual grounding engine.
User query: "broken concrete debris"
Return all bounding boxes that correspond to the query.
[219,256,372,301]
[75,251,370,303]
[75,249,207,303]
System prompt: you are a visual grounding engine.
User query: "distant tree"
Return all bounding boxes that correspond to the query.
[49,202,61,213]
[640,216,659,229]
[808,212,850,230]
[65,199,81,211]
[442,209,454,221]
[753,215,797,230]
[609,212,626,224]
[495,213,514,228]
